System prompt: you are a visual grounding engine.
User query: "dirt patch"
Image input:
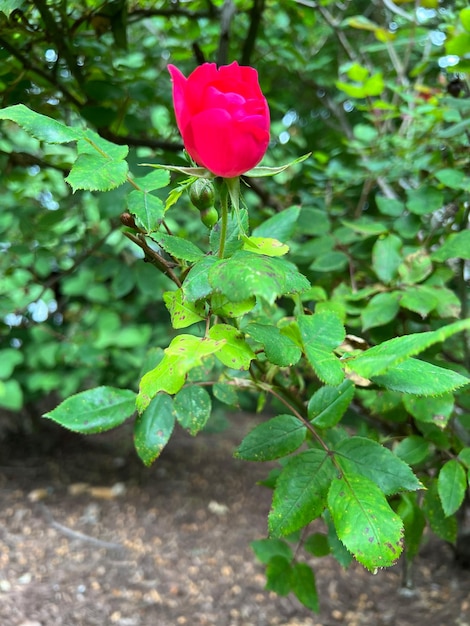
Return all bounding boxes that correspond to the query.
[0,414,469,626]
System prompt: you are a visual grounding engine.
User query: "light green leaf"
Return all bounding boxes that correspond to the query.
[0,349,24,379]
[372,234,402,284]
[133,393,175,466]
[242,236,289,257]
[431,230,470,261]
[163,289,206,329]
[298,312,345,385]
[438,460,467,517]
[349,319,470,379]
[0,379,23,411]
[372,359,470,396]
[43,386,136,434]
[66,153,128,192]
[208,324,255,370]
[398,250,433,285]
[268,449,334,537]
[308,379,355,428]
[310,251,349,273]
[127,189,165,232]
[210,294,256,318]
[335,437,422,495]
[328,474,404,571]
[247,323,302,367]
[0,104,82,143]
[174,386,212,435]
[399,285,438,318]
[234,414,306,461]
[137,335,225,412]
[134,169,170,192]
[244,153,311,177]
[406,186,444,215]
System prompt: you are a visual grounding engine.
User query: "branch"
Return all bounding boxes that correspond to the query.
[217,0,236,66]
[241,0,265,66]
[98,129,183,152]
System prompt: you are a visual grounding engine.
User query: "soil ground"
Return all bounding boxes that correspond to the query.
[0,412,469,626]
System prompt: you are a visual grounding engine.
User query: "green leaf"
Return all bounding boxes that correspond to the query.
[268,449,334,536]
[234,414,306,461]
[398,250,432,285]
[394,436,430,466]
[434,168,468,190]
[406,186,444,215]
[438,460,467,517]
[127,189,165,232]
[372,359,470,396]
[0,379,23,411]
[247,323,302,367]
[242,236,289,257]
[307,379,355,428]
[0,348,23,379]
[335,437,422,495]
[137,335,225,412]
[213,382,238,406]
[399,285,438,318]
[431,230,470,261]
[134,169,170,192]
[303,533,331,557]
[458,448,470,469]
[291,563,319,612]
[208,324,255,370]
[209,251,310,305]
[327,474,404,571]
[341,217,388,236]
[133,393,175,466]
[156,233,205,262]
[182,256,218,302]
[423,481,457,543]
[210,209,248,257]
[298,312,345,385]
[251,538,293,564]
[375,195,405,217]
[43,386,136,434]
[66,153,128,192]
[361,292,400,331]
[403,393,454,427]
[210,294,255,318]
[0,104,82,143]
[396,493,426,561]
[253,206,300,240]
[372,234,402,284]
[265,556,293,596]
[349,319,470,379]
[244,152,310,177]
[174,386,212,435]
[163,289,206,329]
[310,251,349,273]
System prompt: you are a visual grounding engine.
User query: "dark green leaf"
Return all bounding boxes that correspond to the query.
[335,437,422,494]
[265,556,293,596]
[396,493,426,561]
[328,474,404,571]
[423,481,457,543]
[133,393,175,466]
[174,386,212,435]
[308,379,355,428]
[438,459,467,517]
[247,323,302,367]
[291,563,319,612]
[394,436,430,466]
[44,386,136,434]
[182,256,218,302]
[269,449,334,536]
[156,233,205,262]
[361,292,400,331]
[372,234,402,284]
[251,538,293,564]
[253,206,300,240]
[234,414,306,461]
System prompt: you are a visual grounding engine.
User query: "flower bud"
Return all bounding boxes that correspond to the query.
[189,179,215,211]
[200,207,218,229]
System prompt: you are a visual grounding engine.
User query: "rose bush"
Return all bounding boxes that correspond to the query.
[168,61,270,178]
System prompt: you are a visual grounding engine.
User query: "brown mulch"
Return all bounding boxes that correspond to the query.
[0,413,469,626]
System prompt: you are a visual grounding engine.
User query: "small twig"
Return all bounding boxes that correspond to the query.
[217,0,236,66]
[38,503,126,552]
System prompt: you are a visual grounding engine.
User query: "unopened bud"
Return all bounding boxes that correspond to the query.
[200,207,218,229]
[189,179,215,211]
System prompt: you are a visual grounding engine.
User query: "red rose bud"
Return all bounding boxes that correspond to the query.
[168,61,270,178]
[189,178,215,211]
